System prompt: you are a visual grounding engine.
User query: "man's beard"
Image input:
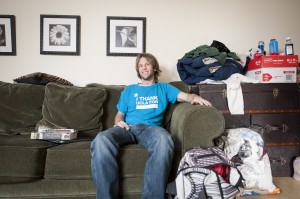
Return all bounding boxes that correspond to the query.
[140,73,154,81]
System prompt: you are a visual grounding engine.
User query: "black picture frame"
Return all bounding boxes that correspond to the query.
[40,15,80,55]
[107,16,146,56]
[0,15,16,56]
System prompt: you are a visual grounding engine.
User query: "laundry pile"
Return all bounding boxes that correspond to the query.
[169,128,280,199]
[224,128,279,196]
[177,40,249,85]
[174,147,244,199]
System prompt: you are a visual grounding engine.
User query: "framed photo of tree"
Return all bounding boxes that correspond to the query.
[40,15,80,55]
[107,16,146,56]
[0,15,16,56]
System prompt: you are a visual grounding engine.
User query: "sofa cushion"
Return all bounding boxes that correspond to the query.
[0,135,57,183]
[0,178,142,198]
[86,83,125,130]
[44,141,147,180]
[36,83,107,134]
[0,179,96,198]
[118,145,148,178]
[44,141,92,180]
[0,81,45,135]
[13,72,73,86]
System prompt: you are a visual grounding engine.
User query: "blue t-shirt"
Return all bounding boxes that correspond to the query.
[117,82,180,127]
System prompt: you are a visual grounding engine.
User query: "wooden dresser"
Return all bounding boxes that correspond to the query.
[189,83,300,177]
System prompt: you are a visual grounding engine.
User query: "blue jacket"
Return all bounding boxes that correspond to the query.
[177,44,244,85]
[177,57,244,85]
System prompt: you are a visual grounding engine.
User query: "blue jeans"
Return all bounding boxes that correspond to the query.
[90,124,174,199]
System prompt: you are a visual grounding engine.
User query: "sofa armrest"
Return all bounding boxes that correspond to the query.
[170,103,225,154]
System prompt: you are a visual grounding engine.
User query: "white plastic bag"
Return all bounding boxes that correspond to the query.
[293,156,300,181]
[224,128,277,194]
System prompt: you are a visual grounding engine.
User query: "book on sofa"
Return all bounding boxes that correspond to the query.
[30,126,78,141]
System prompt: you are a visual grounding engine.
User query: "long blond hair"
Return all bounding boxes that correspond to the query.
[135,53,162,82]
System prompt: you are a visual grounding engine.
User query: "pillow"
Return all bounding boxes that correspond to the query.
[36,83,107,133]
[13,72,73,86]
[86,83,125,129]
[0,81,45,135]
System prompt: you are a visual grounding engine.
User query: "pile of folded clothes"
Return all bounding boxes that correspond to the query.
[177,40,249,85]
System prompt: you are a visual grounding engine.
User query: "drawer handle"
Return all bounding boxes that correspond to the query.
[222,89,227,99]
[273,88,279,99]
[270,157,287,165]
[264,124,289,133]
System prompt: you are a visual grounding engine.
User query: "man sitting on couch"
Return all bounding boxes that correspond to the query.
[90,53,212,199]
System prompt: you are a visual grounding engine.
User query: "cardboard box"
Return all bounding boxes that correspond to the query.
[245,55,298,83]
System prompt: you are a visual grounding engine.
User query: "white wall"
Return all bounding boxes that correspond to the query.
[1,0,299,86]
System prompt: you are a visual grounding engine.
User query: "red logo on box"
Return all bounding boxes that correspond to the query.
[287,58,298,64]
[263,73,273,82]
[255,60,261,66]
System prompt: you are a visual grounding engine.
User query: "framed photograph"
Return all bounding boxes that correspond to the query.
[40,15,80,55]
[0,15,16,56]
[107,16,146,56]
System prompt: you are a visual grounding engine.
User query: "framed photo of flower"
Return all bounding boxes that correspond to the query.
[107,16,146,56]
[40,15,80,55]
[0,15,16,56]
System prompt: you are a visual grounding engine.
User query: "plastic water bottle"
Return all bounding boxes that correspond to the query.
[269,39,279,55]
[258,41,264,55]
[285,37,294,55]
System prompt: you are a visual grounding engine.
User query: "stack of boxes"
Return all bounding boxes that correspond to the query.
[246,55,299,83]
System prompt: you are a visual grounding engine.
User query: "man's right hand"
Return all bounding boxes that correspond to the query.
[115,120,131,130]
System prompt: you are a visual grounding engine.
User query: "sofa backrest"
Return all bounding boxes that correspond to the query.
[86,83,125,130]
[0,81,45,135]
[0,81,189,136]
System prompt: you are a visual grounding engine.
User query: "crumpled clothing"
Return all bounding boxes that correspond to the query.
[177,57,244,85]
[177,44,245,85]
[223,74,259,114]
[224,128,278,195]
[182,44,240,64]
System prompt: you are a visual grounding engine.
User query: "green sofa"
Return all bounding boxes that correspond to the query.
[0,81,225,199]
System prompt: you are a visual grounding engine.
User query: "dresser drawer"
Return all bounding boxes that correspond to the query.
[190,83,299,112]
[266,143,299,177]
[251,113,300,142]
[223,114,250,129]
[251,113,300,177]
